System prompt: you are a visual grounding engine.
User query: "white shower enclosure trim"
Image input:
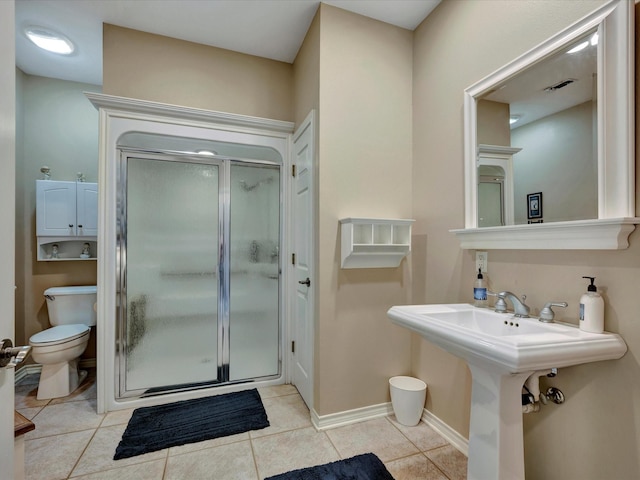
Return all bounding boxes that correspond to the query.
[89,93,296,413]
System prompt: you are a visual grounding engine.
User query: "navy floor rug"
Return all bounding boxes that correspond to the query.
[265,453,395,480]
[114,388,269,460]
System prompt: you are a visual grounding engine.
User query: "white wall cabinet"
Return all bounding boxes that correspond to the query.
[36,180,98,261]
[340,218,414,269]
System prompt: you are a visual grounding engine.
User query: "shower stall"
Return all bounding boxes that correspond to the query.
[119,145,281,397]
[98,114,291,406]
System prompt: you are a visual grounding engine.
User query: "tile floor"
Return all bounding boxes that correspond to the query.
[16,370,467,480]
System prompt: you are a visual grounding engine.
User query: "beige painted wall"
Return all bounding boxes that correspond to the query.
[477,99,510,146]
[413,1,640,478]
[314,4,414,415]
[15,73,100,357]
[103,24,293,122]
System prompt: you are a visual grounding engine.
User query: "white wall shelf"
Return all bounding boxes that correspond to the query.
[37,237,97,261]
[340,218,414,269]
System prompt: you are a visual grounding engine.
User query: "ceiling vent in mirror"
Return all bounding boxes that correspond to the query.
[544,78,577,92]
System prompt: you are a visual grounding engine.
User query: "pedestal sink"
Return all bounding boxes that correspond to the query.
[387,303,627,480]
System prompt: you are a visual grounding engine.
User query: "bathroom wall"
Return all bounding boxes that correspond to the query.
[413,1,640,478]
[103,24,294,122]
[104,7,416,416]
[313,4,414,415]
[512,101,597,223]
[15,73,100,357]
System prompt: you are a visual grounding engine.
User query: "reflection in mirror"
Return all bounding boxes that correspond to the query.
[455,0,635,250]
[477,26,598,225]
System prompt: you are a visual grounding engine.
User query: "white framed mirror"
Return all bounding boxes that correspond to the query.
[452,0,636,249]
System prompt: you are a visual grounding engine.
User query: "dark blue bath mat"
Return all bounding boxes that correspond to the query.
[265,453,395,480]
[114,388,269,460]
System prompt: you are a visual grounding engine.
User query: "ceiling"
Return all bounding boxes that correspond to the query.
[15,0,441,86]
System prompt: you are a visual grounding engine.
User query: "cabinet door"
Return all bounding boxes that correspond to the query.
[76,182,98,236]
[36,180,76,236]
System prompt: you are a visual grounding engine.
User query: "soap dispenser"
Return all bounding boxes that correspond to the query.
[579,276,604,333]
[474,268,487,307]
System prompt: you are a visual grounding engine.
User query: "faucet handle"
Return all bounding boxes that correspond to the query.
[487,291,508,313]
[539,302,568,323]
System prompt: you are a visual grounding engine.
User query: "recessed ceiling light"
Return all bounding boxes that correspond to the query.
[24,26,75,55]
[196,150,217,156]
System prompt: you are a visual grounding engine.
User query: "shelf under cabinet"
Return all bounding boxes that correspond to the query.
[340,218,414,269]
[37,237,97,262]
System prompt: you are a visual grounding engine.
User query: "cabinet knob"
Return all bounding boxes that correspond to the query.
[69,224,73,228]
[78,225,83,228]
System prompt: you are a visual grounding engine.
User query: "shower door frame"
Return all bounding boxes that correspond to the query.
[116,150,283,399]
[91,95,297,413]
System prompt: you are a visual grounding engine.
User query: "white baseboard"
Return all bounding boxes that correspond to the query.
[311,401,468,457]
[421,408,469,456]
[311,402,394,430]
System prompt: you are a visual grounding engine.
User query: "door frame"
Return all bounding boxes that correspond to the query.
[0,0,15,473]
[89,93,297,412]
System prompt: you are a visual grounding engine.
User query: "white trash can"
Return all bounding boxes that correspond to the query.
[389,376,427,427]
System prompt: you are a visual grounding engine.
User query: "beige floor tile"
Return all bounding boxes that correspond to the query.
[26,399,104,439]
[71,423,168,477]
[252,426,340,478]
[50,373,97,405]
[17,405,44,420]
[165,440,257,480]
[388,416,450,451]
[385,453,449,480]
[70,459,166,479]
[426,444,468,480]
[326,417,419,462]
[250,393,311,438]
[168,431,249,456]
[258,384,299,399]
[100,408,135,427]
[15,381,50,409]
[25,429,95,480]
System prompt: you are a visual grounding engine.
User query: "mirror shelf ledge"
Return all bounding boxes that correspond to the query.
[451,217,640,250]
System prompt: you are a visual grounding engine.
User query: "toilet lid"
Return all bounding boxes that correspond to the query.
[30,324,90,345]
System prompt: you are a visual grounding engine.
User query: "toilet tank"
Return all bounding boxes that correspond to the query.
[44,286,97,327]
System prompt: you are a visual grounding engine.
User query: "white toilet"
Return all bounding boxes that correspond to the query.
[29,285,97,400]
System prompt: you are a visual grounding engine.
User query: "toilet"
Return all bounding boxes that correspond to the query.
[29,285,97,400]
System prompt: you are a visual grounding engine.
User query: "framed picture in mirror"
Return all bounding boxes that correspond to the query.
[527,192,542,220]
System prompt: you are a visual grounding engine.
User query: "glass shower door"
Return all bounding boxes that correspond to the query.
[123,156,221,394]
[229,163,280,381]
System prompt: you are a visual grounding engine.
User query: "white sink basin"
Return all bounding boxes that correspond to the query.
[388,303,627,480]
[387,303,627,373]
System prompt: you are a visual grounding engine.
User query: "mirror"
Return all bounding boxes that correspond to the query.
[453,0,636,249]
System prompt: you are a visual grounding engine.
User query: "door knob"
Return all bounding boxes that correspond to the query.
[298,277,311,287]
[1,339,32,369]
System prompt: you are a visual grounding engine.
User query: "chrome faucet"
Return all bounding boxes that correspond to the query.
[495,291,530,318]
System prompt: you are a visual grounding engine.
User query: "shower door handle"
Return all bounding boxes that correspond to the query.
[298,277,311,287]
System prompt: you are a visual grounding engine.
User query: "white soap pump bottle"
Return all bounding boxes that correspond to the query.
[579,276,604,333]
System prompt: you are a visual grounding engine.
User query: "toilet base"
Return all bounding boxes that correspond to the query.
[36,359,87,400]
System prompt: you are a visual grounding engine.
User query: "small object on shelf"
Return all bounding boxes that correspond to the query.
[40,166,51,180]
[80,243,91,259]
[50,244,59,259]
[340,218,414,269]
[76,172,86,182]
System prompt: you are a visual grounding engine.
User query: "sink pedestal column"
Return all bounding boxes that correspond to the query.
[467,365,533,480]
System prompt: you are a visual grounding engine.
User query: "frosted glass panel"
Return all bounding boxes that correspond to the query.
[229,164,280,380]
[125,157,219,392]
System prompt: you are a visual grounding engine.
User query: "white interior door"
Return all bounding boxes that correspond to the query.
[0,0,16,473]
[291,111,315,409]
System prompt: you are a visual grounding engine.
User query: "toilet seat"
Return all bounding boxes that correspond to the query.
[30,324,90,346]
